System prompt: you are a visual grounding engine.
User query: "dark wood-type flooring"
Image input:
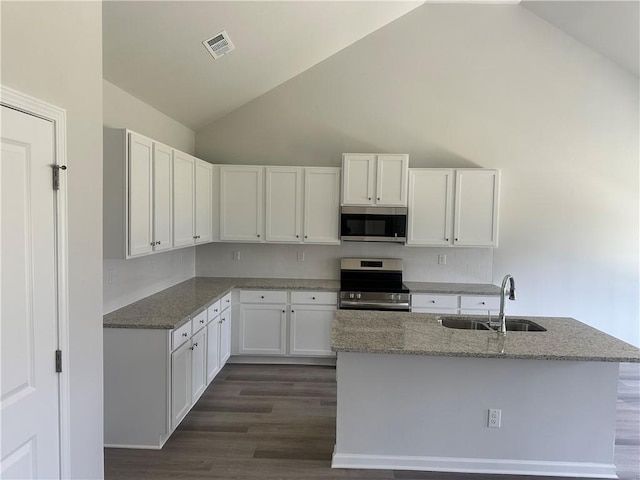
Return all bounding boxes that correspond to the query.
[105,362,640,480]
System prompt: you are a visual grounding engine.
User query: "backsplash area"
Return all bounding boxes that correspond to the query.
[195,243,493,283]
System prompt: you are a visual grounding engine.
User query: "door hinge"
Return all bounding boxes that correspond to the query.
[52,165,67,190]
[55,350,62,373]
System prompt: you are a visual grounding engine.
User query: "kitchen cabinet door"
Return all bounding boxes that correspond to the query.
[304,168,340,244]
[407,169,453,246]
[342,154,375,205]
[238,304,287,355]
[152,142,173,251]
[206,316,220,384]
[454,170,500,247]
[220,166,263,242]
[172,151,195,248]
[190,328,207,403]
[194,159,213,244]
[171,340,192,429]
[127,132,153,257]
[219,308,231,366]
[376,154,408,206]
[289,305,335,356]
[265,167,302,242]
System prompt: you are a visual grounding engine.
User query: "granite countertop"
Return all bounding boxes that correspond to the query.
[103,277,341,329]
[331,310,640,363]
[405,282,501,296]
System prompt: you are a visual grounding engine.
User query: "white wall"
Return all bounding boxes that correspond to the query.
[103,80,197,313]
[195,4,639,346]
[196,243,492,284]
[1,1,104,477]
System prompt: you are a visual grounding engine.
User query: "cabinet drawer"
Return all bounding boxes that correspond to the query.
[192,309,207,333]
[172,321,192,351]
[460,295,500,310]
[220,292,232,311]
[240,290,287,304]
[411,294,458,309]
[290,291,337,305]
[207,300,221,321]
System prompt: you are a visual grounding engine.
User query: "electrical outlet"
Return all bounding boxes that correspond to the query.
[297,251,305,262]
[232,250,241,261]
[438,254,447,265]
[488,408,501,428]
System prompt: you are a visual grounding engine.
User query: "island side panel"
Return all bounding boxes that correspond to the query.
[334,352,619,478]
[104,328,170,448]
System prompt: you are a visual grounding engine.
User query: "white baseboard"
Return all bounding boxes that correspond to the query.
[331,449,617,478]
[228,355,336,366]
[104,443,163,450]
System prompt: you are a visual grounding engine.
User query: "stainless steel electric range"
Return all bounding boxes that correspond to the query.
[339,258,411,311]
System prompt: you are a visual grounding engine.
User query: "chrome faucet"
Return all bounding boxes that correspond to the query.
[496,274,516,336]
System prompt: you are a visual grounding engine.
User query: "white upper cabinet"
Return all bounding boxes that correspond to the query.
[341,154,375,205]
[265,167,303,242]
[152,142,173,252]
[172,150,195,248]
[376,154,409,206]
[304,167,340,244]
[194,159,213,244]
[342,153,408,206]
[220,166,263,242]
[454,169,500,247]
[127,132,153,257]
[407,169,453,246]
[407,168,500,247]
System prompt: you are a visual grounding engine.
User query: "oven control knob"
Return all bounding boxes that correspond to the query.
[356,293,361,300]
[349,292,355,299]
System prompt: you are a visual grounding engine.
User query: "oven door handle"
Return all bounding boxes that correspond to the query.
[340,301,410,310]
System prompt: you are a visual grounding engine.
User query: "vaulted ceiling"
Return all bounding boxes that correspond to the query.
[103,1,639,132]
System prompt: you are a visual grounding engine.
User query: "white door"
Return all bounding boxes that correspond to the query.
[304,168,340,244]
[265,167,302,242]
[152,142,173,251]
[1,105,61,478]
[172,151,195,248]
[190,328,207,403]
[290,305,335,356]
[219,309,231,365]
[407,169,453,246]
[194,159,213,244]
[342,154,375,205]
[127,132,153,256]
[219,166,263,242]
[238,304,286,355]
[376,154,408,206]
[453,169,500,247]
[171,340,192,429]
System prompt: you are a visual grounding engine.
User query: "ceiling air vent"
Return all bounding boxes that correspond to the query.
[202,30,235,59]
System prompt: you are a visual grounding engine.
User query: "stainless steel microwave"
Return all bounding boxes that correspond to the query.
[340,207,407,243]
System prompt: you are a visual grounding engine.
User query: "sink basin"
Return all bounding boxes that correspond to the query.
[437,316,547,332]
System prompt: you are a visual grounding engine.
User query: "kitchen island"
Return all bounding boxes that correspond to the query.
[331,310,640,478]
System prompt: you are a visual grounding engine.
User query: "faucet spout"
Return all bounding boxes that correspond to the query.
[498,274,516,335]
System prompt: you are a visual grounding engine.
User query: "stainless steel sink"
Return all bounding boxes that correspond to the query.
[437,316,546,332]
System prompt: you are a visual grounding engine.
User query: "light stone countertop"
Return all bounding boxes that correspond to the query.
[331,310,640,363]
[103,277,341,329]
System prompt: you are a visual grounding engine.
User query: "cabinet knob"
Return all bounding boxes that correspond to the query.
[377,197,380,201]
[200,319,204,323]
[291,309,295,313]
[296,235,299,238]
[194,342,198,347]
[282,310,285,313]
[445,238,449,242]
[430,300,435,303]
[257,234,261,238]
[481,301,486,305]
[219,320,223,324]
[304,235,308,239]
[157,240,161,245]
[151,241,156,246]
[455,238,458,241]
[182,332,188,337]
[312,297,316,300]
[261,295,264,299]
[214,309,218,313]
[368,197,372,200]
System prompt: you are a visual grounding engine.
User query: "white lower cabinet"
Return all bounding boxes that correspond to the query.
[239,290,337,358]
[171,339,192,430]
[104,294,234,449]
